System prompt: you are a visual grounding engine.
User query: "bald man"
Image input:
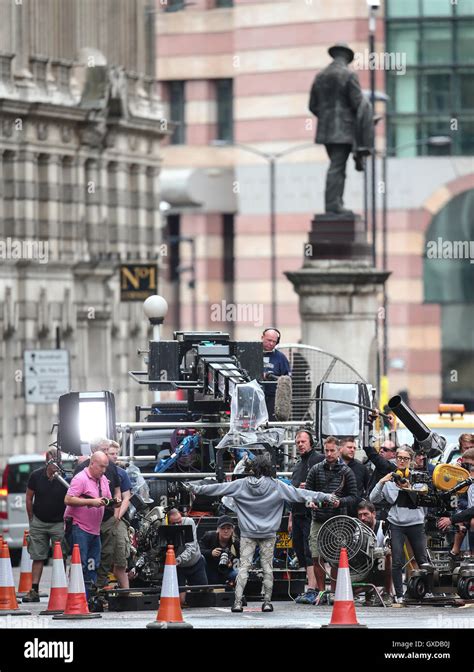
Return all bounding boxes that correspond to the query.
[65,451,114,596]
[261,328,291,420]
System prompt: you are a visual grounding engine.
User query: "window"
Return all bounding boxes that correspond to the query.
[216,79,234,142]
[386,1,474,156]
[423,189,474,407]
[168,81,186,145]
[163,0,185,12]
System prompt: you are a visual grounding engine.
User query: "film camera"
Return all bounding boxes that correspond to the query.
[133,331,263,412]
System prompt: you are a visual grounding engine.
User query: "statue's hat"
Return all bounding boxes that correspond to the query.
[328,42,355,63]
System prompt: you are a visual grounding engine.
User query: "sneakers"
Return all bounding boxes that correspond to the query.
[295,589,318,605]
[314,590,333,606]
[22,588,40,603]
[392,596,406,608]
[364,590,393,607]
[231,601,243,613]
[448,552,461,571]
[261,601,273,612]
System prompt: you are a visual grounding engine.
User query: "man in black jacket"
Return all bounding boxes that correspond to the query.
[199,516,240,586]
[288,430,323,599]
[340,437,370,516]
[306,437,358,600]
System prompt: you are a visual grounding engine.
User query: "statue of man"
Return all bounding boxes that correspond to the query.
[309,42,373,215]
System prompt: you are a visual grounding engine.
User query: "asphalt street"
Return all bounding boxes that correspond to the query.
[5,566,474,629]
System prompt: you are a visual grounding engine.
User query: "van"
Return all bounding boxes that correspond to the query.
[0,454,75,565]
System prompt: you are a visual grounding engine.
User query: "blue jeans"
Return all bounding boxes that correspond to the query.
[72,525,101,597]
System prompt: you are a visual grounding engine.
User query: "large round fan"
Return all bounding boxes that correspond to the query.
[316,515,376,582]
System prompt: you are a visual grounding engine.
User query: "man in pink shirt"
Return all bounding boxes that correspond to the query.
[64,451,112,595]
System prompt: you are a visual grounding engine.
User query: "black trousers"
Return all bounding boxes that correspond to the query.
[325,143,351,212]
[292,514,312,568]
[389,523,428,599]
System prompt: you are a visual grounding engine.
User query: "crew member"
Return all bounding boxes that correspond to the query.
[306,437,358,603]
[23,448,68,603]
[357,500,393,606]
[261,328,291,421]
[189,454,336,613]
[199,515,240,586]
[289,429,324,603]
[438,447,474,558]
[370,446,429,606]
[339,436,370,515]
[168,509,208,606]
[96,442,132,590]
[64,451,113,596]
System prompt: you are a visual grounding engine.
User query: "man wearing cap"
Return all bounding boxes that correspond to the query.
[199,516,240,586]
[309,42,372,214]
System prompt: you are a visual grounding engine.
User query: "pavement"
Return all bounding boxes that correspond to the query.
[4,566,474,629]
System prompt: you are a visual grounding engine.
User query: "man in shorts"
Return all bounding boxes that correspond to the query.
[23,448,68,602]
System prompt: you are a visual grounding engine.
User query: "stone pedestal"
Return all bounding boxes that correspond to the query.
[286,215,390,385]
[308,213,371,260]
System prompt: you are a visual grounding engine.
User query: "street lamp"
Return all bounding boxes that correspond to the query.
[362,89,390,236]
[143,294,168,402]
[367,0,381,267]
[379,134,452,403]
[212,140,316,325]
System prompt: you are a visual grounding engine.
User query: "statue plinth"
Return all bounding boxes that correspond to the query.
[284,211,390,385]
[307,213,371,261]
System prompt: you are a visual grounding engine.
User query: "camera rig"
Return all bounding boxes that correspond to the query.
[129,331,263,413]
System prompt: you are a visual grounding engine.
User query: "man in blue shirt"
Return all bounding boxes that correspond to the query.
[261,328,291,420]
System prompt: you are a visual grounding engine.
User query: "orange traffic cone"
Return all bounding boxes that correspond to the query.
[52,544,101,620]
[322,547,367,628]
[147,545,193,629]
[17,531,33,595]
[40,541,68,615]
[0,543,31,616]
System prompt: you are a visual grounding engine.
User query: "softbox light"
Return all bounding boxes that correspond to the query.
[58,391,116,456]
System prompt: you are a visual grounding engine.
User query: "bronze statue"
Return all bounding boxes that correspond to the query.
[309,43,374,215]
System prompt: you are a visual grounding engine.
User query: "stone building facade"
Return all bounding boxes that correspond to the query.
[0,0,167,463]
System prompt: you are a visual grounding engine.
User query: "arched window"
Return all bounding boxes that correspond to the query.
[424,188,474,408]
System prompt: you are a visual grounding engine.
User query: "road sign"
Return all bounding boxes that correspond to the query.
[24,349,70,404]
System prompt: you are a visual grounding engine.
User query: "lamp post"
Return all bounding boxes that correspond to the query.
[379,134,452,401]
[212,140,316,325]
[171,236,197,331]
[143,294,168,403]
[367,0,381,267]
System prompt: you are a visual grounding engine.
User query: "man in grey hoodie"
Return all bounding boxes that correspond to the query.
[189,454,336,613]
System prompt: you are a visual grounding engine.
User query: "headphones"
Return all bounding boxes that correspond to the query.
[295,428,315,448]
[395,467,410,480]
[262,327,281,345]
